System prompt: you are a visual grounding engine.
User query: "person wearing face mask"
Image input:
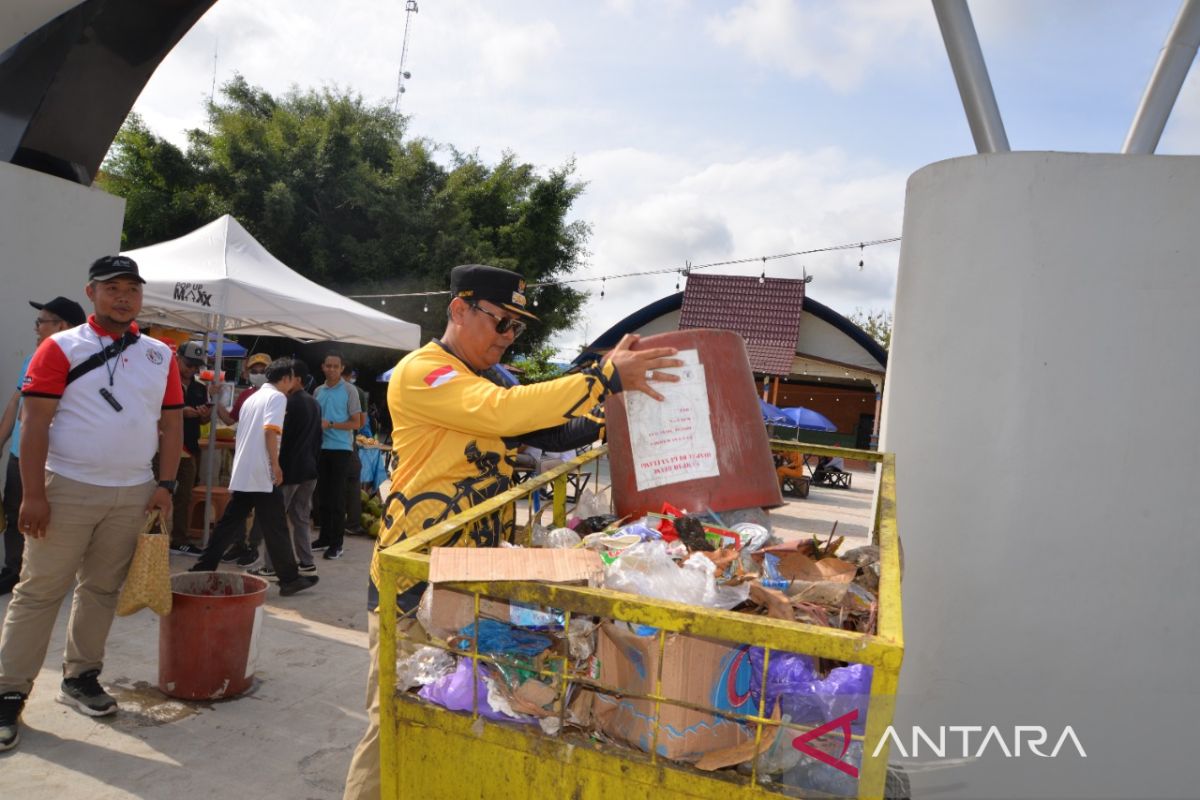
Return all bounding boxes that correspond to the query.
[214,352,271,426]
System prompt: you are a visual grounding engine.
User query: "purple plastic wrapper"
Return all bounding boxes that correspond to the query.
[748,647,816,716]
[417,659,532,724]
[780,663,874,734]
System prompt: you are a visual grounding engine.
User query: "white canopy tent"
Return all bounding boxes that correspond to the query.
[124,214,420,349]
[123,214,420,539]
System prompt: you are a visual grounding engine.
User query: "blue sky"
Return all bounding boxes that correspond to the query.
[131,1,1198,354]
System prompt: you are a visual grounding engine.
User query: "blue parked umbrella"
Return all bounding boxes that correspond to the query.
[779,406,837,432]
[759,399,790,424]
[205,336,247,358]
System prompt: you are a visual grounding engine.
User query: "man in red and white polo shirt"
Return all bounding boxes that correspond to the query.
[0,255,183,752]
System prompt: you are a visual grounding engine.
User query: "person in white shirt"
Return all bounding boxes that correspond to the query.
[189,358,318,596]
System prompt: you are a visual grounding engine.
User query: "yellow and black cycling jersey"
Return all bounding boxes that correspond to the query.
[370,340,618,590]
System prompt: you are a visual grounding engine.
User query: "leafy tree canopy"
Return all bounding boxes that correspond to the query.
[847,307,893,351]
[508,345,565,383]
[98,75,590,358]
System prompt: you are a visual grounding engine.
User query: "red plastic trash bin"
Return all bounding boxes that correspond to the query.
[159,572,269,700]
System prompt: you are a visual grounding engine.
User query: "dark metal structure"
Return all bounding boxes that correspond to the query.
[0,0,217,185]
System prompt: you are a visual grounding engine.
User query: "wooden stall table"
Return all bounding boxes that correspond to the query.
[190,437,236,538]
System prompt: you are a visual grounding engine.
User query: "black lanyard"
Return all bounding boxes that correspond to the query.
[94,330,128,388]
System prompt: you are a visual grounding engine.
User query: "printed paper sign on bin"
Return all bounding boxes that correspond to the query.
[624,349,720,492]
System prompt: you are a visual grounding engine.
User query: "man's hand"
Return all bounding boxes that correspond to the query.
[182,404,210,419]
[146,486,173,518]
[18,494,51,539]
[606,334,684,401]
[271,460,284,486]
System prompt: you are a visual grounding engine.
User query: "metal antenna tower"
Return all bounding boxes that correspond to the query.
[393,0,419,112]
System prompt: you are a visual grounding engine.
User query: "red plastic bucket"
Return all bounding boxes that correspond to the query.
[158,572,269,700]
[604,329,783,518]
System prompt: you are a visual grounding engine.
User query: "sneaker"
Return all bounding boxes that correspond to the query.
[310,538,331,551]
[345,527,368,537]
[221,545,250,563]
[298,562,317,574]
[247,565,276,578]
[323,545,344,560]
[170,543,205,557]
[57,670,117,717]
[279,575,319,596]
[236,549,260,567]
[187,562,218,573]
[0,691,25,752]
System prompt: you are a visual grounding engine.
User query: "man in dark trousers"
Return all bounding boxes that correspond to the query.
[311,351,362,561]
[250,360,322,577]
[0,296,85,595]
[0,256,182,751]
[189,358,318,598]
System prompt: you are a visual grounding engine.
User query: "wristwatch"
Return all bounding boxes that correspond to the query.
[157,480,178,492]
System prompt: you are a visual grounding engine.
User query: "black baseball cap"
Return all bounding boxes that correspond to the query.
[89,255,145,283]
[450,264,538,320]
[29,296,86,327]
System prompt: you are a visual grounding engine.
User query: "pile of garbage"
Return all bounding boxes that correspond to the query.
[397,489,886,792]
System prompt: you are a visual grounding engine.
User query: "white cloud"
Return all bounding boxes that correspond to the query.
[554,145,906,359]
[705,0,939,92]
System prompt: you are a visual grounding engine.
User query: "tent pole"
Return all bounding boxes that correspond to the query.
[202,316,226,548]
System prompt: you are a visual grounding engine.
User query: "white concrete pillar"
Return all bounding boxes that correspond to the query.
[882,152,1200,799]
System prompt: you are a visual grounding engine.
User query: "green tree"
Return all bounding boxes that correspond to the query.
[509,345,564,383]
[98,75,589,355]
[848,307,893,351]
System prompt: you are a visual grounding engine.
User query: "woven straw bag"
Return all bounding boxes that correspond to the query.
[116,510,173,617]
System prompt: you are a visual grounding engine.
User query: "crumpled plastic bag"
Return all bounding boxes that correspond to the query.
[574,487,611,519]
[748,647,816,717]
[417,659,535,724]
[602,540,750,609]
[456,619,552,657]
[782,663,873,734]
[532,526,582,549]
[396,645,457,691]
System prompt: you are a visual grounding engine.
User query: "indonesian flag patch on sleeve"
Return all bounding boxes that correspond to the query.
[423,365,459,388]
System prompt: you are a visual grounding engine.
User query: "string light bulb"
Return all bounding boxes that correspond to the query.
[423,300,428,313]
[858,243,865,270]
[600,277,606,299]
[759,256,766,284]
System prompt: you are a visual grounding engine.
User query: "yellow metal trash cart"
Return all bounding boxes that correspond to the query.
[377,444,903,799]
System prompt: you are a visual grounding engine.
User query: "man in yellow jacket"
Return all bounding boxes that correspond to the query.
[342,263,680,799]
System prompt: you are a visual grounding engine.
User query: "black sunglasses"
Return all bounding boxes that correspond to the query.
[470,303,527,338]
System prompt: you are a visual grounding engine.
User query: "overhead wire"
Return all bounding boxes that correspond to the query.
[346,236,902,301]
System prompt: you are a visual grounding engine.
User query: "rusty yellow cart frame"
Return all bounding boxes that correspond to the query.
[377,443,903,799]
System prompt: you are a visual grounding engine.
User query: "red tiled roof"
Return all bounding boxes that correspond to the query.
[678,274,805,376]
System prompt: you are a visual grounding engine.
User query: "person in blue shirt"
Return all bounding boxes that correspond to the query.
[0,297,85,595]
[311,351,362,561]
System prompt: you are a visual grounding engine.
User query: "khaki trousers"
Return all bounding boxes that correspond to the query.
[343,612,428,800]
[0,471,154,695]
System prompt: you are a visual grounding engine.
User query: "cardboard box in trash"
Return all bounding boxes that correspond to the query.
[425,547,604,636]
[592,621,757,761]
